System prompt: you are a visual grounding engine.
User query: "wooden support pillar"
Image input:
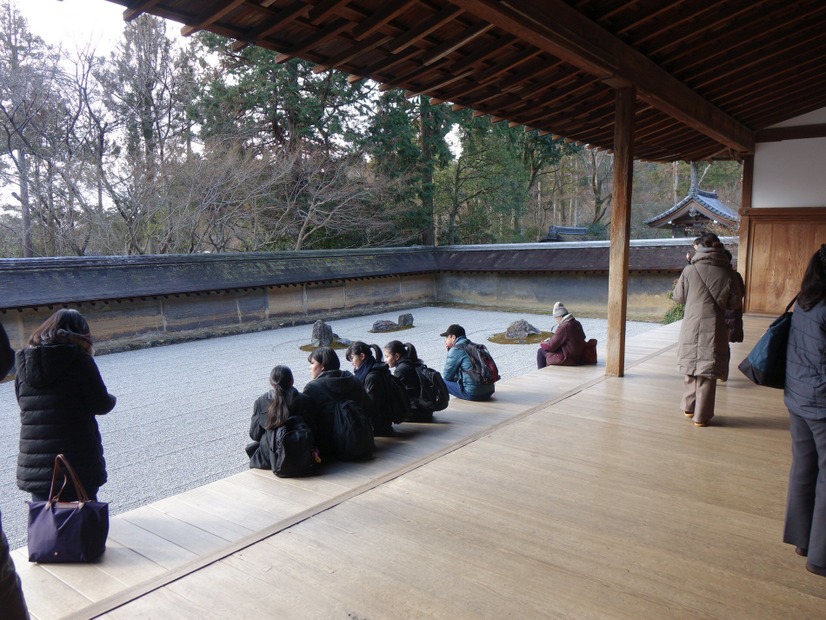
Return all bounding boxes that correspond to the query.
[738,154,753,312]
[605,86,635,377]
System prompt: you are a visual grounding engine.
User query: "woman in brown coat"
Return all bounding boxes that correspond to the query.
[673,233,740,427]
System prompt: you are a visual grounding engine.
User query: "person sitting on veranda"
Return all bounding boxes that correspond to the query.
[536,302,597,368]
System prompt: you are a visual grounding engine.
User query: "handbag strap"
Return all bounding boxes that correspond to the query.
[47,454,91,503]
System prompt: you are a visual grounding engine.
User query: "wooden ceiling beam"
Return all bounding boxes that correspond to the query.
[464,62,571,109]
[407,68,476,98]
[452,0,754,153]
[687,16,826,88]
[350,44,422,84]
[308,0,351,26]
[123,0,162,22]
[756,124,826,143]
[275,18,351,63]
[231,2,312,51]
[351,0,418,41]
[181,0,247,37]
[388,5,465,54]
[639,0,763,51]
[420,22,495,67]
[312,33,392,73]
[660,1,825,71]
[709,50,826,111]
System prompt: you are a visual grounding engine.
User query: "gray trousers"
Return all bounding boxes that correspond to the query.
[680,375,717,424]
[784,413,826,568]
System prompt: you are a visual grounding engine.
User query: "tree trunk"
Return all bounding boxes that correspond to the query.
[418,96,435,245]
[18,150,34,257]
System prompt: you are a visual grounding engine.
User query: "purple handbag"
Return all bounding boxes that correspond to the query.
[27,454,109,563]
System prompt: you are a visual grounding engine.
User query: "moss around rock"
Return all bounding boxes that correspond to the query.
[299,338,350,352]
[489,331,553,345]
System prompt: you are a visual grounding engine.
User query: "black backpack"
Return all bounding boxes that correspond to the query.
[456,341,500,385]
[384,371,412,424]
[270,416,318,478]
[328,399,374,461]
[414,364,450,412]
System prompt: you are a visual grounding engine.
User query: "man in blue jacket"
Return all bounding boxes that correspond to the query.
[441,324,495,402]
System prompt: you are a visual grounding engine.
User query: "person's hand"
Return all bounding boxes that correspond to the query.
[686,251,691,262]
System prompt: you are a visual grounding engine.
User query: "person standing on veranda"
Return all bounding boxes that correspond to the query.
[15,309,117,502]
[783,245,826,578]
[672,233,740,427]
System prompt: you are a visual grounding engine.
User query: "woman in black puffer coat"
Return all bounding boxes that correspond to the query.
[15,309,116,501]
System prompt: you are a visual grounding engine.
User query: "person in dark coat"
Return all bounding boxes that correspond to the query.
[1,322,29,619]
[719,249,746,382]
[345,341,398,436]
[537,302,597,368]
[303,347,369,459]
[15,309,116,502]
[783,245,826,578]
[385,340,433,422]
[246,365,317,470]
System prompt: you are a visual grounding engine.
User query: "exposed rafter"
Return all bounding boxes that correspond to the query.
[101,0,826,162]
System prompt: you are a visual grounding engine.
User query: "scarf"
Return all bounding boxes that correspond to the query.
[354,356,376,384]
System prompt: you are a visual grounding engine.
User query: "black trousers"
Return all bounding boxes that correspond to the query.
[0,512,28,619]
[784,412,826,568]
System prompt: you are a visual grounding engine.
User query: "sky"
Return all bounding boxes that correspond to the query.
[16,0,172,53]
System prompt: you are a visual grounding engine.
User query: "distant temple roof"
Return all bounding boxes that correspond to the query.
[538,225,589,242]
[644,189,739,233]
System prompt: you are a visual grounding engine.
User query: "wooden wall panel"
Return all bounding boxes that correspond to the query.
[740,207,826,314]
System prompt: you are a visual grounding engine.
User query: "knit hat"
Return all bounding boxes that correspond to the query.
[552,302,569,318]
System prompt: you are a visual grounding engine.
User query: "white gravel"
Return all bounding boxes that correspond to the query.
[0,305,658,549]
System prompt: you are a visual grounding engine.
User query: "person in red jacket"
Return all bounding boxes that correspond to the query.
[537,302,597,368]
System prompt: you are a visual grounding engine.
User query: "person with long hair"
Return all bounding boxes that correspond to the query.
[303,347,368,458]
[783,245,826,578]
[15,309,116,502]
[384,340,432,422]
[672,232,740,426]
[247,365,315,470]
[345,341,397,436]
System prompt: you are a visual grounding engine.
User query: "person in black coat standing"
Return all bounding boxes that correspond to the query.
[247,365,317,470]
[783,246,826,578]
[1,322,29,619]
[15,309,116,502]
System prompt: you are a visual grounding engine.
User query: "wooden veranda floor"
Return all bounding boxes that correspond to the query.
[13,316,826,619]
